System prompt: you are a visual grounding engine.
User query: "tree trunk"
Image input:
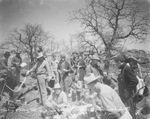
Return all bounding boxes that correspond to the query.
[104,47,111,73]
[30,53,35,68]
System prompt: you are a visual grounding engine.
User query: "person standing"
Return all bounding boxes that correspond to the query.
[0,52,11,75]
[103,72,118,90]
[0,52,11,119]
[114,55,138,119]
[26,47,51,106]
[51,54,59,83]
[0,52,16,98]
[77,53,86,82]
[85,55,103,83]
[57,54,72,93]
[84,73,132,119]
[70,52,78,67]
[11,52,22,85]
[68,74,83,101]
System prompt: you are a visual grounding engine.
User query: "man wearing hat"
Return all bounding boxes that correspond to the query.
[26,47,51,106]
[45,83,68,109]
[70,52,78,68]
[57,54,72,93]
[84,73,132,119]
[114,55,138,119]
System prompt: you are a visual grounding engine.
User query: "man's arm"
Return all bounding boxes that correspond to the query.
[64,61,72,73]
[74,81,82,89]
[100,94,122,118]
[79,60,86,68]
[0,59,9,69]
[57,92,68,108]
[45,60,51,77]
[28,63,37,72]
[45,94,58,108]
[67,61,72,70]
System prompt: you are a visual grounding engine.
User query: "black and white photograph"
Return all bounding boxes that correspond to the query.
[0,0,150,119]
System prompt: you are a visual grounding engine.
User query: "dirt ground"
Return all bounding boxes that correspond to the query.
[1,77,150,119]
[6,98,150,119]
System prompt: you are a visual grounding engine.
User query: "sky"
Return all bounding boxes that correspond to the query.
[0,0,150,51]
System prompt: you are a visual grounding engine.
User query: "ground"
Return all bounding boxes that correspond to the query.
[1,76,150,119]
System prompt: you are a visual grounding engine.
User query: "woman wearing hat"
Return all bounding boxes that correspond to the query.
[26,47,51,106]
[84,73,132,119]
[45,83,68,109]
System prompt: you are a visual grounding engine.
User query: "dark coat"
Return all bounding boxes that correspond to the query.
[58,60,72,80]
[118,64,138,102]
[122,65,138,93]
[78,59,86,81]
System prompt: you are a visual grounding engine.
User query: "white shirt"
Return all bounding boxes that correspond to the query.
[51,59,59,71]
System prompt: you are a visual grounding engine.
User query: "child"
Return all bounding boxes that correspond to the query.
[74,74,83,101]
[68,74,83,101]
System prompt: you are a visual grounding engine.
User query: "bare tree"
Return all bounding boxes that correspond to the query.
[45,37,61,56]
[76,32,104,56]
[71,0,149,71]
[2,23,52,64]
[61,34,80,55]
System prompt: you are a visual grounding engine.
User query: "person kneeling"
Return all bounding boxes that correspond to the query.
[45,83,68,110]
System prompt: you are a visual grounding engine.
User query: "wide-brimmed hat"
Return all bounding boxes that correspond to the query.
[53,83,61,89]
[84,73,100,84]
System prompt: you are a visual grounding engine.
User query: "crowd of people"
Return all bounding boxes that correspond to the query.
[0,47,149,119]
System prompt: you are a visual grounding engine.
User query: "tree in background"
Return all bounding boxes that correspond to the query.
[44,37,61,57]
[61,34,86,55]
[70,0,149,71]
[1,23,54,65]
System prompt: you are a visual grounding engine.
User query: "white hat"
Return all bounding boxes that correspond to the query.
[53,83,61,89]
[37,52,43,59]
[84,73,100,84]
